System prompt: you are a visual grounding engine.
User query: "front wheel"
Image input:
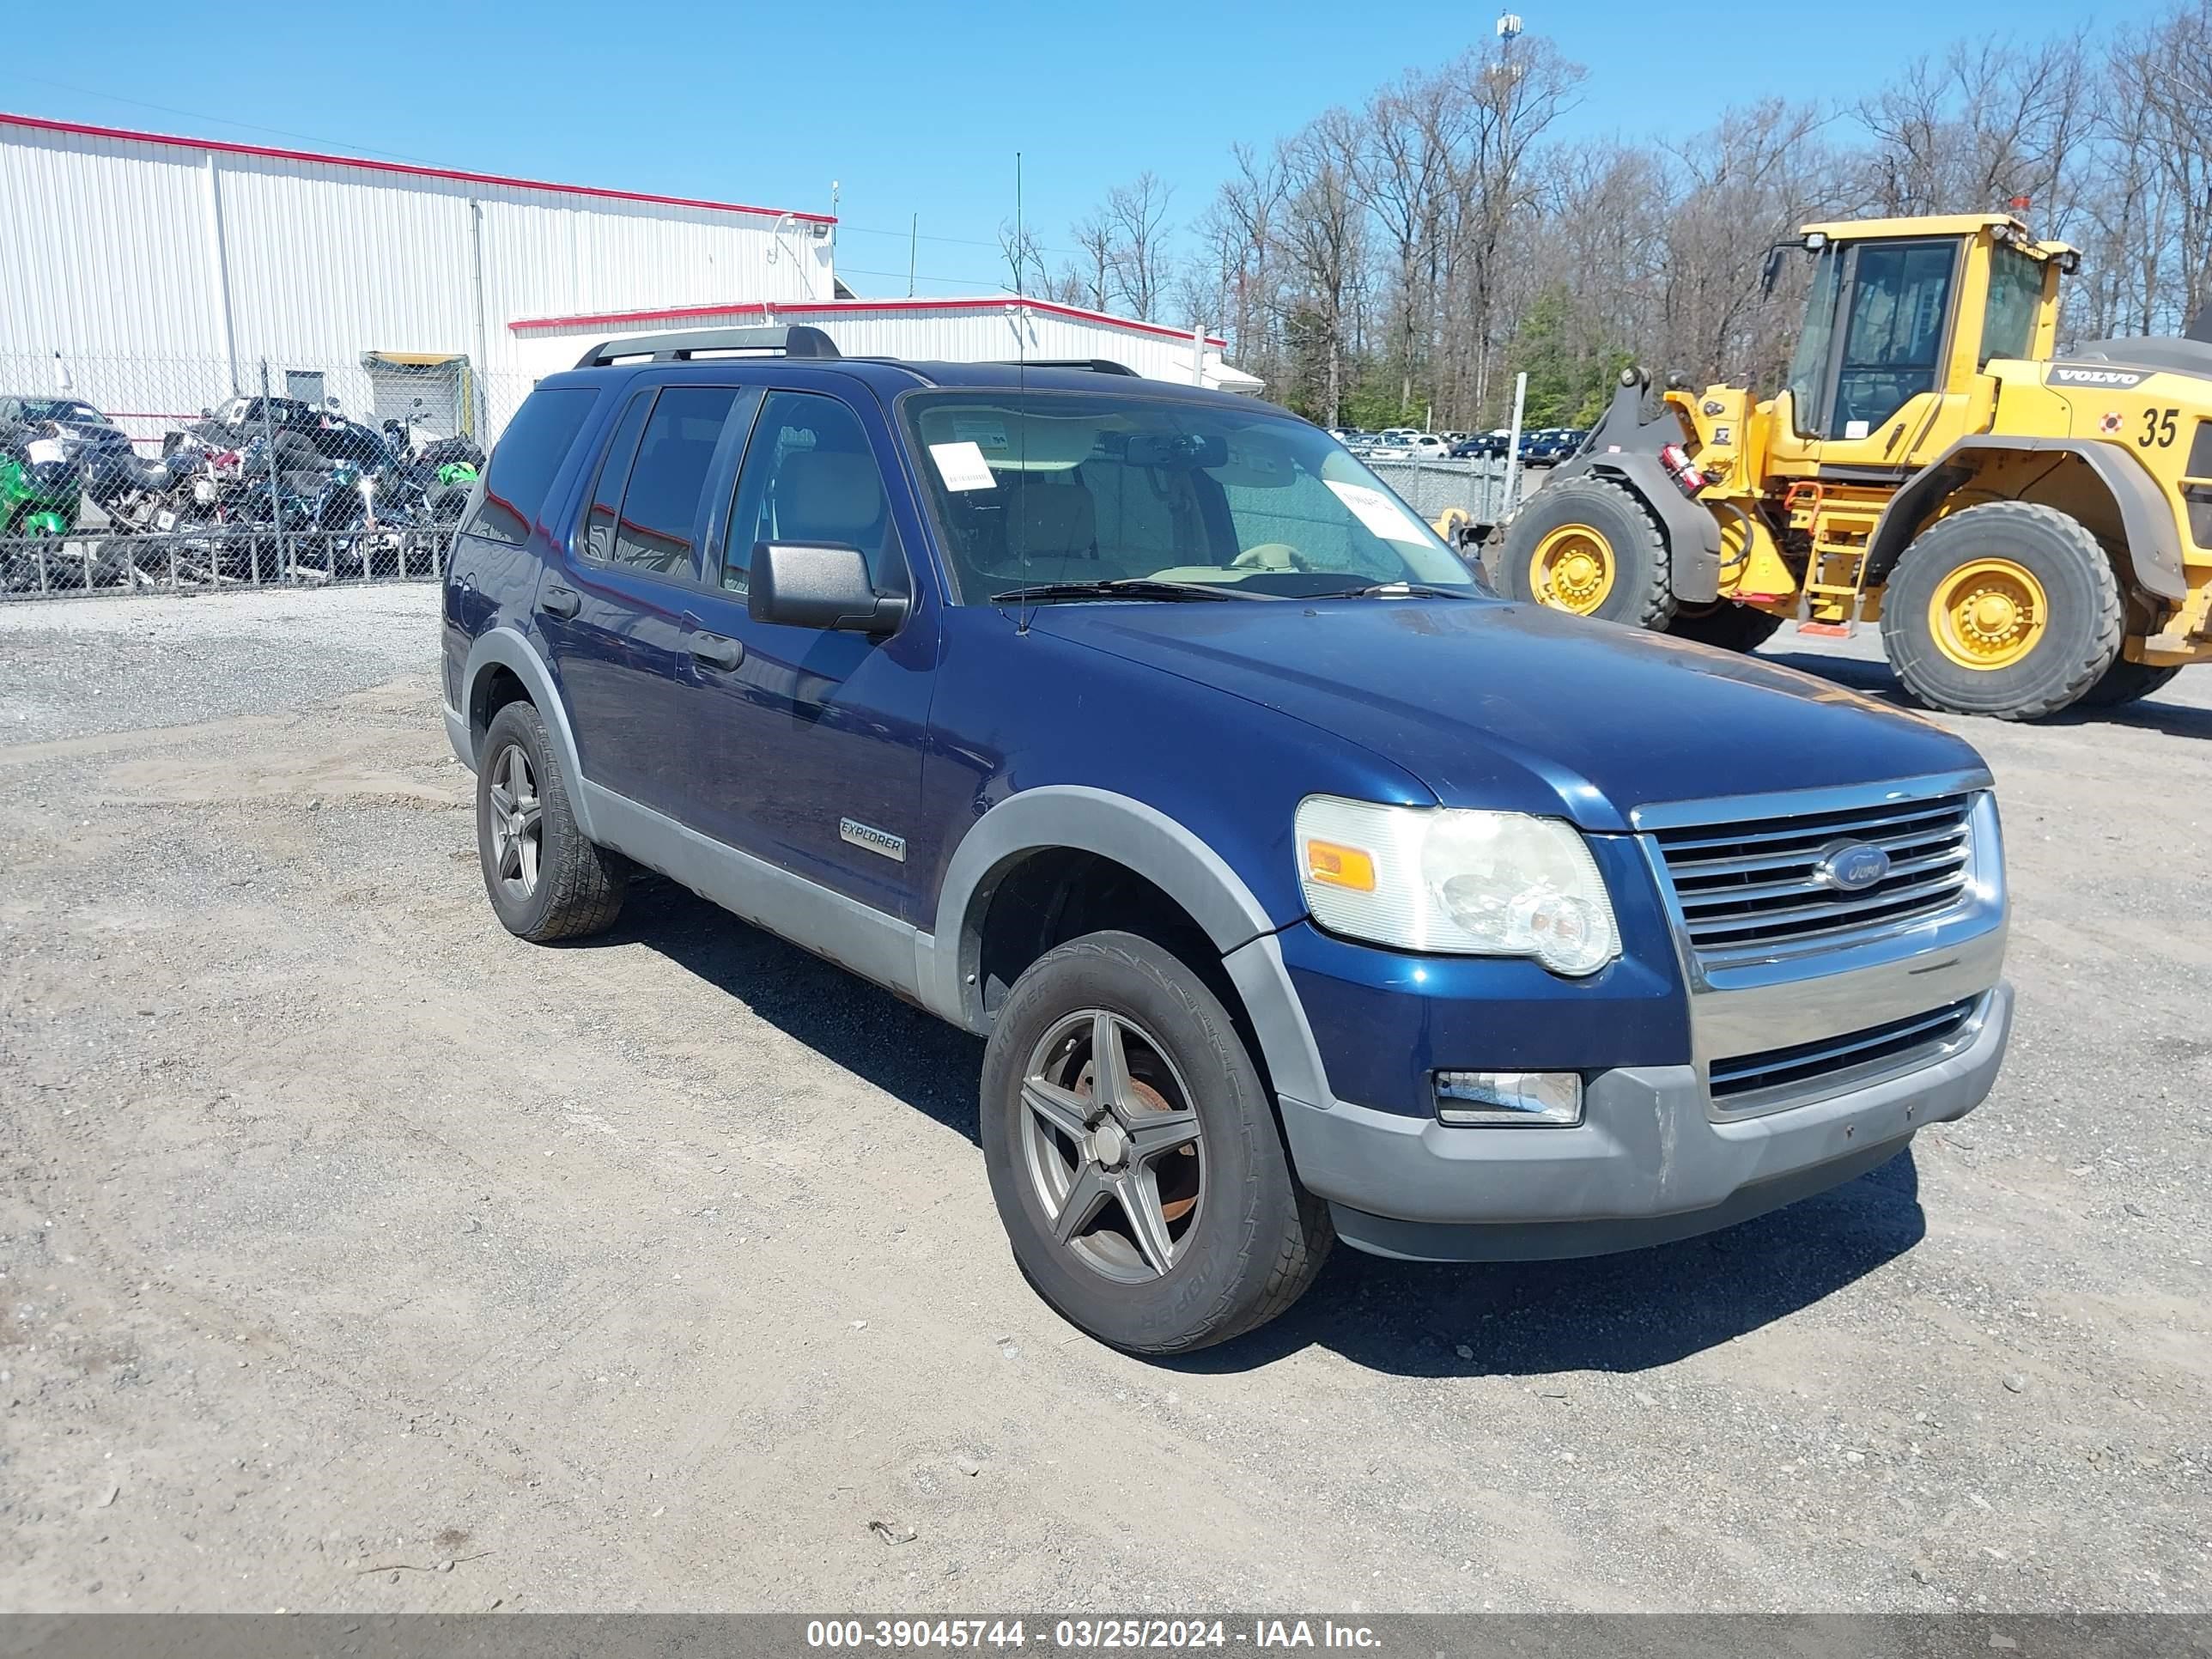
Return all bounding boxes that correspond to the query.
[1497,476,1674,628]
[1881,501,2122,720]
[980,932,1331,1354]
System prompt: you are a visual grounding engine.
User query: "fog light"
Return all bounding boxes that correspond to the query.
[1433,1070,1583,1127]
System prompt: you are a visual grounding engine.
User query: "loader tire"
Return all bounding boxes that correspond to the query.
[2076,658,2182,708]
[1665,601,1784,653]
[1498,477,1674,629]
[1881,501,2122,720]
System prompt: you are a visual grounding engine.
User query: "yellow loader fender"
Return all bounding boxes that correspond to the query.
[1864,436,2186,600]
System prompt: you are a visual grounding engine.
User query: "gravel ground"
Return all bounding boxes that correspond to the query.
[0,584,2206,1613]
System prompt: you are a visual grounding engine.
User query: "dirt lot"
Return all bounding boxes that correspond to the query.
[0,584,2207,1613]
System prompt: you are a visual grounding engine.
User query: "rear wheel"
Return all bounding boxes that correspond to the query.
[475,701,626,942]
[980,931,1330,1354]
[2077,657,2183,708]
[1665,601,1784,653]
[1498,477,1674,628]
[1881,501,2122,720]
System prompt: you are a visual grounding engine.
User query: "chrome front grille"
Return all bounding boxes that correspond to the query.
[1707,996,1982,1115]
[1651,791,1976,962]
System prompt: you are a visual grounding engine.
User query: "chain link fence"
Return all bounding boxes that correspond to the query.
[0,352,535,603]
[1362,458,1539,536]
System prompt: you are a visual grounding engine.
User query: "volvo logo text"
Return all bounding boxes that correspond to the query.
[1814,840,1891,893]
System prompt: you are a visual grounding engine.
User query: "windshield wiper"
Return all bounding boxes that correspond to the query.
[988,578,1254,605]
[1313,581,1474,599]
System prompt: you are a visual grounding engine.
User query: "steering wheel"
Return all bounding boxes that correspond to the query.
[1232,542,1312,572]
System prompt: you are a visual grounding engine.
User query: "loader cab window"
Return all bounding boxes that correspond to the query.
[1826,239,1959,441]
[1980,245,2045,368]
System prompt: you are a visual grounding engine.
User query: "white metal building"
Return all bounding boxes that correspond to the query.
[0,112,836,442]
[1,110,1261,455]
[509,296,1264,393]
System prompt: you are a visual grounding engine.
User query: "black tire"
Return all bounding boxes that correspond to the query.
[1881,501,2123,720]
[2075,657,2183,708]
[1666,601,1785,653]
[980,931,1331,1354]
[1497,475,1674,629]
[475,701,625,942]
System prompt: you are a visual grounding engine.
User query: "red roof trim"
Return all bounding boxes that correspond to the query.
[0,111,836,225]
[509,295,1227,349]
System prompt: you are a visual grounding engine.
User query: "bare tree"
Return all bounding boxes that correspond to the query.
[1103,173,1177,320]
[1133,9,2212,425]
[1064,216,1115,312]
[995,220,1049,298]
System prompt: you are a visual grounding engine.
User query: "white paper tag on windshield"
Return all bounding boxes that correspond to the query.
[26,438,65,465]
[1326,479,1424,542]
[930,441,998,492]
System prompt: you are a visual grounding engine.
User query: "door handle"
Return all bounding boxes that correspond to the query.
[691,632,744,672]
[539,583,580,619]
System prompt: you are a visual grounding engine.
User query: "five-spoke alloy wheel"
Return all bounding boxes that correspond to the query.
[981,931,1332,1353]
[474,700,627,942]
[485,741,544,903]
[1018,1008,1207,1283]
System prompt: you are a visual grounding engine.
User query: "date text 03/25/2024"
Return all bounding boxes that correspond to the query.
[804,1620,1382,1650]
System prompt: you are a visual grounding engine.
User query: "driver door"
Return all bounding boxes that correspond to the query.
[1768,236,1968,475]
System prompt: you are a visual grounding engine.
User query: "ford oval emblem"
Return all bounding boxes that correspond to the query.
[1814,840,1892,893]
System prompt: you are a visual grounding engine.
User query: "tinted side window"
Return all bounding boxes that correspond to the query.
[609,386,740,577]
[723,391,902,595]
[580,389,655,563]
[470,387,599,546]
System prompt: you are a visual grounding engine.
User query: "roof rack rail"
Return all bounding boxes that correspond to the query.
[574,325,842,368]
[988,358,1139,377]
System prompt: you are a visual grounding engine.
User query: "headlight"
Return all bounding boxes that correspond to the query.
[1295,796,1620,975]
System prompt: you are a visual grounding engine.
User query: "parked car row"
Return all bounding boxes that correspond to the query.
[1447,427,1589,465]
[0,392,485,593]
[1324,422,1590,467]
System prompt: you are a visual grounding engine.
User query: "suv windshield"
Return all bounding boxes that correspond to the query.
[902,390,1480,601]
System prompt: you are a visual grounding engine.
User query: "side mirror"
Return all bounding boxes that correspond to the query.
[1759,243,1790,301]
[750,542,907,635]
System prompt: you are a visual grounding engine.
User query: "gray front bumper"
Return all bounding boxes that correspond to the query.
[1280,980,2010,1262]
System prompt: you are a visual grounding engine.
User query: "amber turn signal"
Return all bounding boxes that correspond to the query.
[1304,839,1376,892]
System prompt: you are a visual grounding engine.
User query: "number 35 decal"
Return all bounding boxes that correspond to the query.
[2139,406,2179,448]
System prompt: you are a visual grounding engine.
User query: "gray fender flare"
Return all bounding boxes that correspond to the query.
[919,786,1334,1110]
[1555,452,1724,605]
[1867,437,2186,601]
[457,627,598,839]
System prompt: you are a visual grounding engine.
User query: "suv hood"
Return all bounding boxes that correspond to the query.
[1031,598,1984,831]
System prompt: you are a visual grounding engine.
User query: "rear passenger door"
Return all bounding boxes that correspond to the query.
[536,380,760,820]
[678,385,939,921]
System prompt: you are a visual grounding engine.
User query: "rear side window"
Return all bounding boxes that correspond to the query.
[608,386,742,576]
[469,387,599,546]
[580,390,655,563]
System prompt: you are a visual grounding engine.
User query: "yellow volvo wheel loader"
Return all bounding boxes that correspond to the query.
[1496,213,2212,718]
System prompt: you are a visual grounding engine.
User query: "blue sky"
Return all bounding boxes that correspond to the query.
[20,0,2102,301]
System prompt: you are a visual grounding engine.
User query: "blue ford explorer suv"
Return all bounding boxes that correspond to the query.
[441,325,2010,1353]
